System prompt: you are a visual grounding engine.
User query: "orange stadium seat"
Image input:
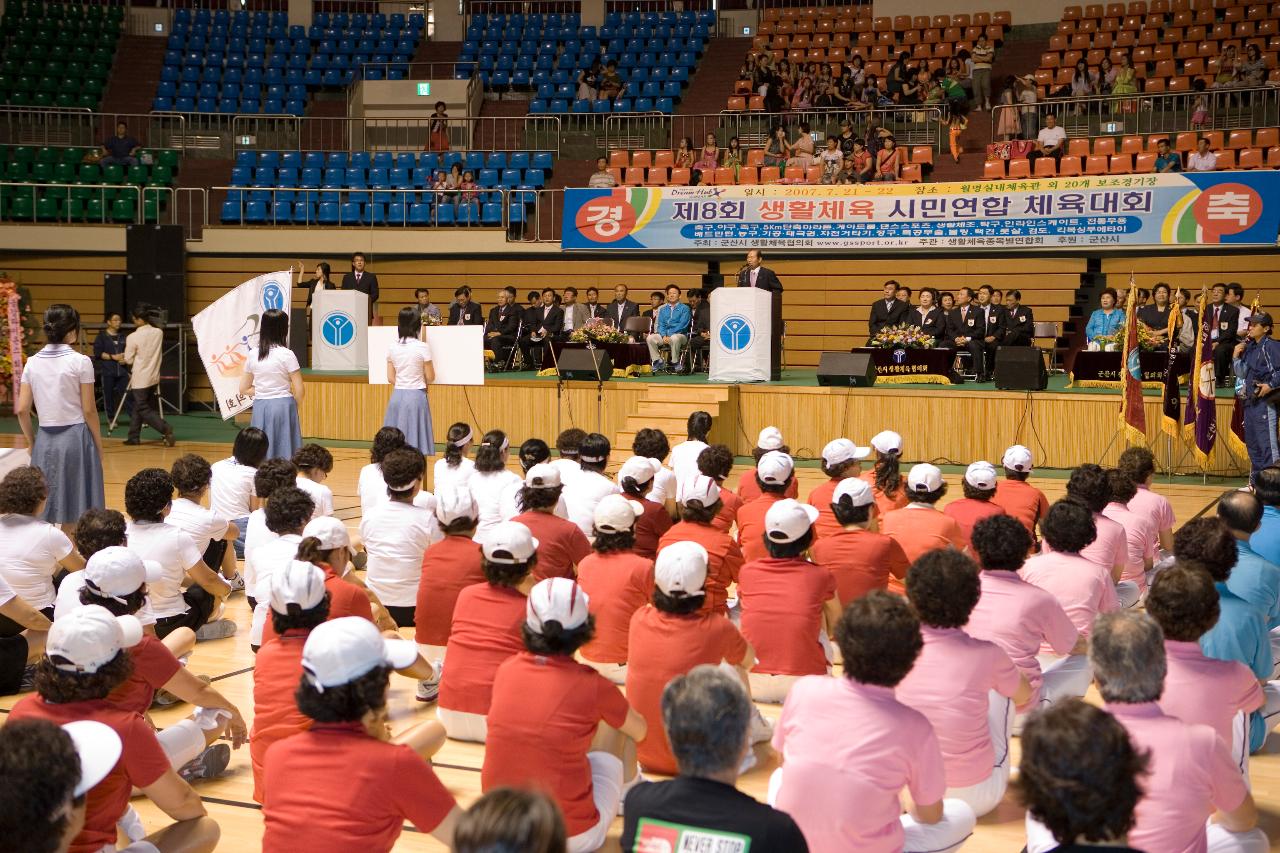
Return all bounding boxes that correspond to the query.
[900,163,923,182]
[759,166,781,183]
[1008,158,1031,178]
[1121,135,1144,154]
[1085,154,1109,174]
[1256,128,1279,149]
[911,146,934,166]
[1214,148,1236,169]
[1266,146,1280,168]
[783,165,804,182]
[632,151,653,169]
[805,165,822,183]
[668,167,691,185]
[1034,157,1057,177]
[748,96,764,110]
[1068,138,1092,158]
[1135,152,1157,172]
[727,96,746,111]
[746,149,765,168]
[645,168,668,186]
[1228,130,1253,149]
[1238,147,1263,168]
[608,167,623,184]
[738,166,758,184]
[1059,155,1083,175]
[984,159,1005,179]
[653,151,674,168]
[623,167,644,185]
[1110,154,1134,173]
[1174,131,1198,151]
[714,167,735,185]
[1094,137,1117,156]
[609,150,629,168]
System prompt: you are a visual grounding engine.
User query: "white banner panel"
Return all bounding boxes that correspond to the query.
[367,326,486,386]
[709,286,772,383]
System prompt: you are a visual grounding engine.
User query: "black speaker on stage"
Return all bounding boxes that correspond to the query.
[103,274,127,319]
[994,347,1048,391]
[126,224,185,276]
[127,273,185,325]
[289,309,310,369]
[817,352,876,387]
[557,348,613,382]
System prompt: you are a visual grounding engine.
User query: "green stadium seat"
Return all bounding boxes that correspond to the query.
[102,164,123,184]
[9,193,34,220]
[143,196,159,223]
[29,162,50,183]
[11,145,32,162]
[79,163,101,183]
[148,164,173,186]
[4,161,28,181]
[53,162,76,184]
[35,196,60,221]
[127,165,147,184]
[63,197,84,221]
[110,196,134,222]
[156,150,180,170]
[84,197,104,222]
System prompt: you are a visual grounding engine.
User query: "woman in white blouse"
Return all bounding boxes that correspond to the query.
[0,466,85,616]
[434,422,476,492]
[383,307,436,457]
[239,309,303,460]
[15,304,105,523]
[467,429,523,545]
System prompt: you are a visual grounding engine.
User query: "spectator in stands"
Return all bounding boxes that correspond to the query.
[847,56,867,90]
[430,169,450,198]
[901,68,924,106]
[1154,139,1182,173]
[907,287,947,339]
[1189,137,1219,172]
[519,289,561,369]
[1227,283,1251,335]
[587,157,616,189]
[458,171,479,206]
[946,57,972,100]
[688,289,710,369]
[448,286,484,326]
[1018,76,1039,140]
[971,35,995,111]
[764,125,789,168]
[674,137,695,170]
[414,288,441,323]
[1241,45,1267,88]
[446,162,464,194]
[1137,283,1173,347]
[693,133,720,183]
[790,77,813,111]
[599,60,622,101]
[607,284,639,332]
[886,52,910,102]
[1086,288,1125,347]
[576,58,601,101]
[1098,57,1118,93]
[862,74,888,107]
[647,285,692,374]
[1176,288,1199,349]
[557,287,588,341]
[1031,114,1068,166]
[583,287,604,321]
[1208,282,1240,385]
[818,137,843,184]
[722,137,743,182]
[940,72,968,116]
[1111,54,1139,102]
[845,139,873,183]
[101,121,140,167]
[874,135,901,181]
[995,76,1021,140]
[941,291,956,312]
[788,123,816,169]
[1191,80,1211,129]
[428,102,449,152]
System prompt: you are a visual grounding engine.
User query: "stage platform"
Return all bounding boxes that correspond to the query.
[300,369,1249,477]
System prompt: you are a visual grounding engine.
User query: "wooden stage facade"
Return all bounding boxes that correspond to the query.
[300,371,1250,477]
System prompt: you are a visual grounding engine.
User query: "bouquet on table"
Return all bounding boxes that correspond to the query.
[570,317,629,344]
[870,323,936,350]
[420,311,447,327]
[1094,322,1160,352]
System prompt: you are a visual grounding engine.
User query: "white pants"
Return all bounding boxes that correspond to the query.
[1116,580,1141,609]
[437,707,488,743]
[580,657,627,685]
[646,332,687,365]
[100,844,161,853]
[1028,812,1268,853]
[156,719,207,770]
[947,692,1014,817]
[1231,710,1251,784]
[567,752,624,853]
[748,672,811,704]
[1038,653,1092,707]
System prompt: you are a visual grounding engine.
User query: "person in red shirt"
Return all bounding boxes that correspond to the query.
[697,443,744,533]
[263,617,460,852]
[617,455,673,558]
[739,499,842,703]
[809,437,871,539]
[943,461,1008,541]
[658,475,744,615]
[483,577,648,851]
[860,429,910,515]
[513,463,592,580]
[10,606,219,853]
[438,520,539,742]
[992,445,1049,542]
[577,494,654,683]
[736,451,797,564]
[736,426,800,501]
[626,541,765,775]
[881,464,970,588]
[415,486,485,696]
[811,478,911,604]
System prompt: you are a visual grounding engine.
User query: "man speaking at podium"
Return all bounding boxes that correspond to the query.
[736,249,783,293]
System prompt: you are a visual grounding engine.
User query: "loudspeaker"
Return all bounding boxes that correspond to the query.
[994,347,1048,391]
[817,352,876,387]
[127,273,185,324]
[557,348,613,382]
[126,224,185,276]
[289,309,310,369]
[103,274,127,319]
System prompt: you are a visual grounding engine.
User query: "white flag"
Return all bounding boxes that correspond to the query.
[192,271,292,419]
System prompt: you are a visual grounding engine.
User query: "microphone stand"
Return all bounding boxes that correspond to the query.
[544,325,564,438]
[586,336,604,434]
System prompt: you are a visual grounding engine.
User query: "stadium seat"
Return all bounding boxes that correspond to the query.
[1084,155,1108,175]
[1007,158,1030,179]
[983,159,1005,180]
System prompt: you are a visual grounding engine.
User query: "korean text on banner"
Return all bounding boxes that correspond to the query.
[192,270,292,419]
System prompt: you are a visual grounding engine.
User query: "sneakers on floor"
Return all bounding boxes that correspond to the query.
[195,618,237,641]
[18,663,35,692]
[748,706,774,744]
[223,572,246,593]
[153,674,209,708]
[178,743,230,783]
[416,679,440,703]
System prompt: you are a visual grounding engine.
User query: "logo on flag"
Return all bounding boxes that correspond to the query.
[192,270,292,420]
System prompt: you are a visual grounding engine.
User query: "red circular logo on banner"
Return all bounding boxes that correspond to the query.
[1192,182,1263,241]
[574,192,637,243]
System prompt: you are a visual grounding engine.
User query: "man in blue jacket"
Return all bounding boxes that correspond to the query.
[646,284,692,374]
[1233,312,1280,481]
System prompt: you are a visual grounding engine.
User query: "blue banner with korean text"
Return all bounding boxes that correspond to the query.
[561,173,1280,251]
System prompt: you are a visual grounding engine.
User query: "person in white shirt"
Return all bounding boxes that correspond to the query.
[292,444,335,519]
[0,466,84,615]
[210,427,269,559]
[468,430,524,545]
[551,428,586,485]
[0,565,50,692]
[248,486,314,649]
[243,458,299,609]
[384,307,437,457]
[631,428,678,515]
[360,448,440,627]
[239,309,303,461]
[359,426,410,515]
[1033,113,1067,165]
[15,304,105,524]
[435,423,476,493]
[123,468,233,641]
[1188,137,1219,171]
[123,303,174,447]
[670,411,713,489]
[167,454,240,589]
[562,433,622,537]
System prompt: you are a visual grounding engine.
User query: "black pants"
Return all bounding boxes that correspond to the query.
[155,586,218,638]
[101,371,130,419]
[519,337,548,370]
[203,539,228,575]
[128,384,171,441]
[1003,333,1033,347]
[958,338,986,378]
[385,604,416,628]
[487,334,517,367]
[1214,339,1237,385]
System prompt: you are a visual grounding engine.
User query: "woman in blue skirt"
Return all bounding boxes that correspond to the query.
[383,306,436,457]
[240,308,303,460]
[15,304,106,525]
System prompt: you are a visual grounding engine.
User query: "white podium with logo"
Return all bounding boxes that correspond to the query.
[709,286,780,383]
[312,290,369,370]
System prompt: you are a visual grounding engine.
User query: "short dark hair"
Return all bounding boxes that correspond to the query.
[653,587,707,615]
[678,497,721,525]
[80,576,146,617]
[1117,446,1156,485]
[1145,562,1219,642]
[1227,282,1245,299]
[254,458,299,500]
[475,430,509,473]
[518,438,550,472]
[518,483,562,512]
[686,411,712,441]
[906,549,981,628]
[74,508,127,559]
[1066,464,1110,513]
[578,433,610,472]
[541,287,556,297]
[836,591,922,688]
[293,443,334,475]
[455,286,472,298]
[1256,466,1280,508]
[36,651,132,704]
[832,498,872,526]
[962,479,996,501]
[764,528,812,559]
[296,664,390,724]
[381,448,425,493]
[522,614,595,656]
[0,719,84,853]
[169,453,212,495]
[563,286,578,297]
[970,515,1031,572]
[632,428,670,462]
[483,555,536,587]
[454,788,566,853]
[556,428,586,459]
[662,665,752,778]
[1174,517,1238,582]
[1040,500,1097,555]
[264,487,314,535]
[908,483,946,505]
[1015,699,1148,845]
[0,466,47,515]
[124,467,174,523]
[414,287,430,298]
[352,251,366,261]
[1100,287,1119,302]
[592,528,635,553]
[233,426,270,468]
[696,444,734,480]
[1218,489,1263,535]
[1106,468,1137,506]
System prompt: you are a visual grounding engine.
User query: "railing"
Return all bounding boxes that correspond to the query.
[358,61,466,80]
[603,106,946,154]
[464,1,584,17]
[991,86,1280,141]
[213,185,534,231]
[229,114,561,154]
[0,109,190,154]
[508,188,562,243]
[175,186,209,240]
[0,182,148,225]
[603,0,716,12]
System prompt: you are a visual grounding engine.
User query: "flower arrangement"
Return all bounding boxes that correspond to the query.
[570,317,629,344]
[0,277,31,411]
[420,311,448,327]
[1096,322,1161,351]
[870,323,936,350]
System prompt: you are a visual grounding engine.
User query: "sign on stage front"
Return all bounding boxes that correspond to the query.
[367,326,485,386]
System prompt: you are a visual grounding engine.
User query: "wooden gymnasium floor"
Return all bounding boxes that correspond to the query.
[1,436,1278,852]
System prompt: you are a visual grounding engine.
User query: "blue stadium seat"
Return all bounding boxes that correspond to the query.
[528,100,548,114]
[270,201,291,223]
[220,199,243,223]
[244,201,267,224]
[409,202,432,226]
[340,202,362,225]
[456,202,477,225]
[481,202,503,226]
[386,202,407,225]
[420,153,439,172]
[291,202,314,224]
[531,152,554,172]
[522,169,546,188]
[464,151,486,172]
[656,97,673,114]
[499,168,521,188]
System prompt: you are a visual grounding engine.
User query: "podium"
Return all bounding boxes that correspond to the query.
[311,290,369,370]
[709,286,781,383]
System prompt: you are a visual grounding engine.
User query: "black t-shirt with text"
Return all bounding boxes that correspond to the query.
[620,776,809,853]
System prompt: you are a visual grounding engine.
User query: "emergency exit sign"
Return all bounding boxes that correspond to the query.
[416,83,431,96]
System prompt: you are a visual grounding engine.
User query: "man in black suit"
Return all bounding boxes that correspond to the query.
[584,286,606,320]
[520,287,563,370]
[868,280,910,343]
[736,249,783,293]
[608,283,641,339]
[447,285,484,326]
[1208,281,1241,386]
[1002,290,1035,346]
[341,251,379,322]
[485,285,521,369]
[948,287,990,380]
[976,285,1008,371]
[687,287,712,371]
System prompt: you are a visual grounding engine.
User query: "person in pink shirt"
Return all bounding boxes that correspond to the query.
[966,516,1083,712]
[897,549,1030,817]
[1119,446,1175,554]
[1101,469,1159,596]
[769,592,977,853]
[1053,464,1137,606]
[1146,564,1265,775]
[1026,612,1266,853]
[1022,501,1121,641]
[942,461,1007,541]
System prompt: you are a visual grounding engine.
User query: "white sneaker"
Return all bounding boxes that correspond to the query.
[749,707,774,744]
[223,572,246,592]
[195,618,237,641]
[416,679,440,703]
[118,806,146,842]
[178,743,230,782]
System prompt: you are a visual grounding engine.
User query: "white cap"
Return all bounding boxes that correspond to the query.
[822,438,871,468]
[757,426,784,451]
[1002,444,1034,473]
[82,546,162,603]
[594,494,644,534]
[654,541,708,597]
[301,616,418,691]
[302,516,350,550]
[756,450,794,485]
[46,605,143,674]
[870,430,903,456]
[907,463,945,494]
[965,461,998,491]
[482,521,539,564]
[833,477,876,507]
[765,499,820,544]
[677,474,721,506]
[63,720,123,798]
[524,463,561,489]
[435,485,479,525]
[526,577,591,633]
[269,560,327,614]
[617,455,660,485]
